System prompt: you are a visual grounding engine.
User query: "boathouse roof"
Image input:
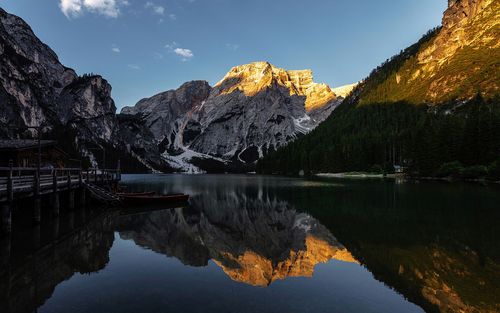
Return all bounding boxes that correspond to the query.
[0,140,57,151]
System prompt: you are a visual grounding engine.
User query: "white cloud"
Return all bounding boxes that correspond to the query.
[165,42,193,61]
[59,0,127,18]
[226,43,239,51]
[145,1,165,15]
[165,41,178,49]
[112,47,120,53]
[154,6,165,15]
[154,52,164,60]
[169,14,176,20]
[174,48,194,60]
[60,0,83,17]
[128,64,141,70]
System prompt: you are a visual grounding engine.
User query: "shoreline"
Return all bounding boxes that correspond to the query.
[314,172,500,184]
[315,173,397,179]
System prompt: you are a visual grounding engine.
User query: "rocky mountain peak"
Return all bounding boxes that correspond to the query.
[416,0,497,101]
[331,83,359,98]
[122,80,210,116]
[0,8,153,171]
[56,75,116,141]
[444,0,490,29]
[358,0,498,105]
[121,62,353,172]
[420,0,495,64]
[215,61,338,112]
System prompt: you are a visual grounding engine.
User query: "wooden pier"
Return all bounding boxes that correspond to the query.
[0,161,121,234]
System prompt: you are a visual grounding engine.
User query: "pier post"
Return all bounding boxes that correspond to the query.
[2,161,14,234]
[78,170,86,207]
[33,200,41,225]
[52,170,59,217]
[68,211,75,230]
[51,217,60,240]
[33,170,41,225]
[68,190,75,211]
[33,224,41,250]
[0,234,11,267]
[80,188,86,207]
[67,171,75,210]
[7,160,13,202]
[67,170,71,189]
[117,159,121,181]
[79,206,87,223]
[1,204,12,234]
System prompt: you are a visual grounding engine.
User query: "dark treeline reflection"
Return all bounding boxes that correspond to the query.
[1,175,499,313]
[122,175,500,312]
[0,209,115,313]
[274,179,500,313]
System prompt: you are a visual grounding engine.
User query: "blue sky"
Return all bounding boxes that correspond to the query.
[0,0,447,110]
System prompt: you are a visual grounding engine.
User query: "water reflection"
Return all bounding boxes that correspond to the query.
[0,175,499,313]
[116,196,357,286]
[0,211,115,313]
[281,179,500,313]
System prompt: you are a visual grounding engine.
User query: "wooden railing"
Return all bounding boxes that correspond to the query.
[0,165,121,201]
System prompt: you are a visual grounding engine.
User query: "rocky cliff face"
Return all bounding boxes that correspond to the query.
[214,62,337,111]
[0,8,158,170]
[123,62,354,173]
[0,7,355,173]
[56,75,117,142]
[121,81,211,142]
[0,8,112,151]
[359,0,499,104]
[0,7,76,136]
[257,0,499,175]
[186,62,342,164]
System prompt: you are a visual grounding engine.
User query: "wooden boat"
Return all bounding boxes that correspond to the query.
[116,191,156,197]
[121,193,189,206]
[120,202,188,216]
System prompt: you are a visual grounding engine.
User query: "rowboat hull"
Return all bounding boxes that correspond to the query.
[121,194,189,206]
[116,192,156,197]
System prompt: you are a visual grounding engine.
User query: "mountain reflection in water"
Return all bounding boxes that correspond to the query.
[0,174,499,313]
[117,197,357,287]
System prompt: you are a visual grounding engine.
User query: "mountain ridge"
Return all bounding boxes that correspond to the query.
[359,0,499,105]
[0,7,163,172]
[257,0,500,177]
[122,62,356,173]
[214,61,340,111]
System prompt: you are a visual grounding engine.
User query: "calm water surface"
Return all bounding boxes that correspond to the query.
[1,174,499,313]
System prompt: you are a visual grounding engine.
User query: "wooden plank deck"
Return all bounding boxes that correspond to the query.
[0,167,121,202]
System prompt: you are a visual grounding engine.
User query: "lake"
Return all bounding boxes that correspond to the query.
[1,174,499,313]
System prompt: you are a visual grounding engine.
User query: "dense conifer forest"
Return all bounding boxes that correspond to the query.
[257,96,500,179]
[257,28,500,180]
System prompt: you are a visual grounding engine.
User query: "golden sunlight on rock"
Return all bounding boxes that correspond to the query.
[359,0,499,105]
[331,82,358,98]
[213,234,358,287]
[214,61,347,112]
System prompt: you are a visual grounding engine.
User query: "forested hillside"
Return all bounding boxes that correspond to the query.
[257,0,500,179]
[257,95,500,178]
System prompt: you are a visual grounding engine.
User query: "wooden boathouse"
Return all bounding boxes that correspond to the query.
[0,140,121,234]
